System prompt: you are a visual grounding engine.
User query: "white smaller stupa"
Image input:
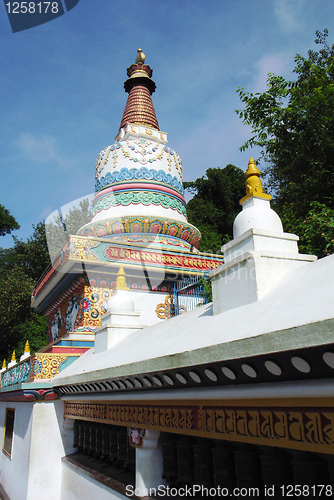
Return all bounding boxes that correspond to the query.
[211,158,317,314]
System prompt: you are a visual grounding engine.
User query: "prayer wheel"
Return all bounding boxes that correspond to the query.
[234,444,263,492]
[77,421,85,452]
[162,435,178,484]
[101,425,111,461]
[109,426,120,462]
[94,424,105,459]
[212,441,236,489]
[117,427,128,466]
[73,420,80,448]
[260,447,292,499]
[193,440,214,487]
[292,452,330,497]
[88,424,97,455]
[83,423,94,454]
[176,437,196,485]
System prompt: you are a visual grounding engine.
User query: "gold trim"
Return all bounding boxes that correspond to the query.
[64,398,334,455]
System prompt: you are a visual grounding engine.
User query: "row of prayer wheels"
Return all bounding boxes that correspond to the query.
[73,420,135,472]
[162,435,331,499]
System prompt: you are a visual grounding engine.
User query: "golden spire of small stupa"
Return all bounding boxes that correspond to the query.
[116,264,129,291]
[11,351,16,362]
[239,157,272,205]
[2,360,6,369]
[24,340,30,353]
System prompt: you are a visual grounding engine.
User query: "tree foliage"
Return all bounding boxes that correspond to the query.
[0,199,93,362]
[45,198,93,262]
[0,204,20,237]
[185,165,244,253]
[0,267,48,362]
[236,30,334,257]
[0,223,50,361]
[0,222,51,281]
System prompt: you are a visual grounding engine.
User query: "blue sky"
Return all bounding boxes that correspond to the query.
[1,0,334,248]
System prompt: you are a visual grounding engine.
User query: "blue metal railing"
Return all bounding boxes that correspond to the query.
[173,274,209,316]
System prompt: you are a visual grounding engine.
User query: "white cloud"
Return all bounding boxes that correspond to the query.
[252,53,290,92]
[273,0,306,34]
[13,132,70,169]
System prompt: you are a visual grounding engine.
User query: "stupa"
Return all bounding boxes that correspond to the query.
[79,48,201,251]
[1,52,334,500]
[2,49,223,386]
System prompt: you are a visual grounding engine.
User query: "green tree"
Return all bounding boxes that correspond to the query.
[0,267,47,362]
[236,30,334,257]
[0,199,93,361]
[185,165,245,253]
[0,204,19,237]
[45,198,93,262]
[0,222,51,281]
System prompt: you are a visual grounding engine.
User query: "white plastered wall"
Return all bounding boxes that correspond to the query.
[0,402,33,500]
[61,462,127,500]
[0,400,76,500]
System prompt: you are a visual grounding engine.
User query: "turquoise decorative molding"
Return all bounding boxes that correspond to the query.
[1,360,31,387]
[95,167,184,194]
[93,191,187,216]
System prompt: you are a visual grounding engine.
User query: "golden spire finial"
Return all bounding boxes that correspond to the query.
[135,48,145,64]
[2,360,6,369]
[116,264,129,291]
[11,351,16,362]
[24,340,30,353]
[239,157,272,205]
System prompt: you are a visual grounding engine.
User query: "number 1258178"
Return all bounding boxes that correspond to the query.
[6,2,59,14]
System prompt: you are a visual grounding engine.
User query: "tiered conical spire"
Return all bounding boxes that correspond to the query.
[119,48,159,131]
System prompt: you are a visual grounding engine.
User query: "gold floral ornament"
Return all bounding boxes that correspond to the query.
[239,157,272,205]
[155,295,186,319]
[116,264,129,290]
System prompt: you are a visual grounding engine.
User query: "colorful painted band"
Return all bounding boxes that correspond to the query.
[77,216,201,247]
[95,167,184,195]
[93,191,187,217]
[93,183,185,206]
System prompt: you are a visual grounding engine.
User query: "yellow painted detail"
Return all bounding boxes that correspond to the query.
[239,157,272,204]
[2,360,6,369]
[116,264,129,291]
[11,351,16,362]
[24,340,30,353]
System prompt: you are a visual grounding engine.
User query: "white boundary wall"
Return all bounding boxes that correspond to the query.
[61,460,127,500]
[0,400,75,500]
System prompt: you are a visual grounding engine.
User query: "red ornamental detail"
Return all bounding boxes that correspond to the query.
[128,427,146,447]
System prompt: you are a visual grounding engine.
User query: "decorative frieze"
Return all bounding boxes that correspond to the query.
[1,359,33,387]
[33,354,68,379]
[64,399,334,455]
[104,245,221,271]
